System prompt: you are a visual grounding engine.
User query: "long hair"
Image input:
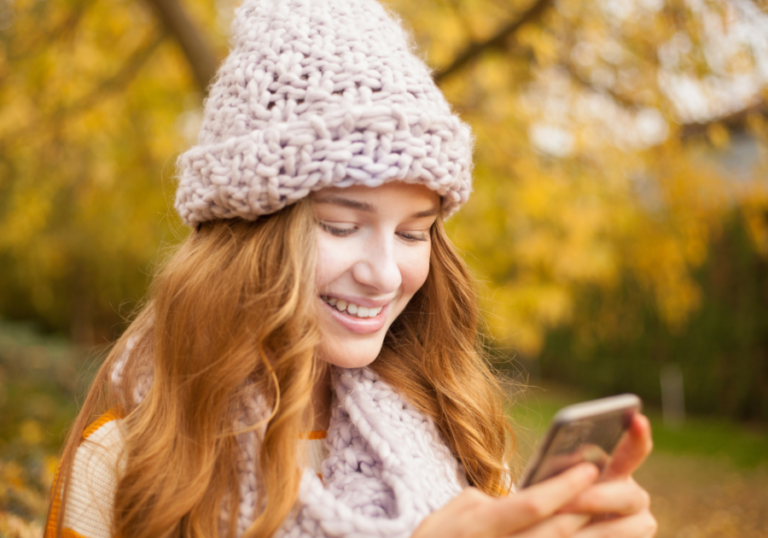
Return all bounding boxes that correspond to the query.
[46,197,513,538]
[373,218,513,494]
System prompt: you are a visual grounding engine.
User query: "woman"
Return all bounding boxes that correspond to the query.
[46,0,656,537]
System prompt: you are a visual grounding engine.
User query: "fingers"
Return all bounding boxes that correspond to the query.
[511,514,591,538]
[414,464,600,538]
[572,510,658,538]
[411,488,490,538]
[559,478,651,516]
[603,414,653,480]
[490,463,599,534]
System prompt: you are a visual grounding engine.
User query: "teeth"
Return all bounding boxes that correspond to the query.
[321,296,383,318]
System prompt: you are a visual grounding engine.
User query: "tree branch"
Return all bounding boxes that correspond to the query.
[80,35,167,110]
[0,0,97,88]
[1,32,166,146]
[680,101,768,138]
[142,0,220,94]
[562,59,767,143]
[562,61,645,111]
[59,32,167,119]
[433,0,554,84]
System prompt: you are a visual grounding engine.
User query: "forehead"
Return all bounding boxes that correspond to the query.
[313,182,440,213]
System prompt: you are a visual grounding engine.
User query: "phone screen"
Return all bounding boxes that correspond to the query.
[518,394,640,488]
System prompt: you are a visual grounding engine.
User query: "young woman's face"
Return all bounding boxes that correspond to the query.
[313,182,440,368]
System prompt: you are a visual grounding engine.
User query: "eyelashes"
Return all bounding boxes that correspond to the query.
[319,222,356,236]
[318,222,428,242]
[398,232,428,242]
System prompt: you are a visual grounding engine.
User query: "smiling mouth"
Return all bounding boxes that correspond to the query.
[320,295,384,319]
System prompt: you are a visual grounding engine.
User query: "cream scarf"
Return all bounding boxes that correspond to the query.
[109,340,467,538]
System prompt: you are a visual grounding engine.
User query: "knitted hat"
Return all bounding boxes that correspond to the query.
[174,0,473,226]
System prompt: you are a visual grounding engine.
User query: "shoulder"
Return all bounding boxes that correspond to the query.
[70,415,126,492]
[47,412,126,538]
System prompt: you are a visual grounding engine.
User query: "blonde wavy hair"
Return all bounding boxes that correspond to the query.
[47,197,513,538]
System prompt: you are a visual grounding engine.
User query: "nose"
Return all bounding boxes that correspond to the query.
[351,234,402,294]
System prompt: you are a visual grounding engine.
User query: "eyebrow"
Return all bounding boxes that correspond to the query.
[314,195,440,219]
[410,206,440,218]
[314,196,374,212]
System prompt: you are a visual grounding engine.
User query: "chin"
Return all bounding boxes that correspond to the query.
[318,339,384,369]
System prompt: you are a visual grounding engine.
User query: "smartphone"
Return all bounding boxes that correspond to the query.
[517,393,642,489]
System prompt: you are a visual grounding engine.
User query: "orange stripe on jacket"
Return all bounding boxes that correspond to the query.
[45,410,121,538]
[299,430,328,440]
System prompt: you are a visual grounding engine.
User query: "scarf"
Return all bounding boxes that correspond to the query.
[113,338,466,538]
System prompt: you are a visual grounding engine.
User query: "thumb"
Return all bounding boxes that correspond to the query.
[602,414,653,480]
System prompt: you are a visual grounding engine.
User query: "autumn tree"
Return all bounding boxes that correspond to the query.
[1,0,767,413]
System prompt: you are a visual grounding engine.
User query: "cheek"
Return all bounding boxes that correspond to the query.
[400,245,432,295]
[315,235,349,288]
[314,237,332,288]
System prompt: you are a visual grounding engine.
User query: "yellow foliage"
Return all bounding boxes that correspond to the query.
[744,206,768,258]
[1,0,766,352]
[389,0,768,355]
[707,123,730,149]
[516,24,559,67]
[19,421,43,446]
[0,512,43,538]
[44,456,60,488]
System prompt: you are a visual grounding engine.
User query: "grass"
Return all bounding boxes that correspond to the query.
[506,380,768,538]
[0,322,97,452]
[0,321,99,536]
[506,380,768,470]
[1,322,767,537]
[647,412,768,469]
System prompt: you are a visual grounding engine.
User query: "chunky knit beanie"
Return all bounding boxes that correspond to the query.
[174,0,473,226]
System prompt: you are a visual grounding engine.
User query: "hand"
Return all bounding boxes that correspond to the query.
[412,463,599,538]
[568,478,656,538]
[561,414,657,538]
[602,413,654,480]
[412,414,657,538]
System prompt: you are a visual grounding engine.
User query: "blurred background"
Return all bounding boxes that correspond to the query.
[1,0,767,535]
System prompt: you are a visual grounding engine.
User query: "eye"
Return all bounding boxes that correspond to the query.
[319,222,356,237]
[397,231,429,242]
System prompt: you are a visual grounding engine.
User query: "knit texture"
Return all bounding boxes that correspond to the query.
[62,350,467,538]
[277,367,465,538]
[175,0,473,226]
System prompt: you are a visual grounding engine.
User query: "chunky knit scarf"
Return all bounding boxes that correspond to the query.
[272,367,465,538]
[113,339,466,538]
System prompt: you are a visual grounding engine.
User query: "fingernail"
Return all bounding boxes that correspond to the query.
[581,463,599,478]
